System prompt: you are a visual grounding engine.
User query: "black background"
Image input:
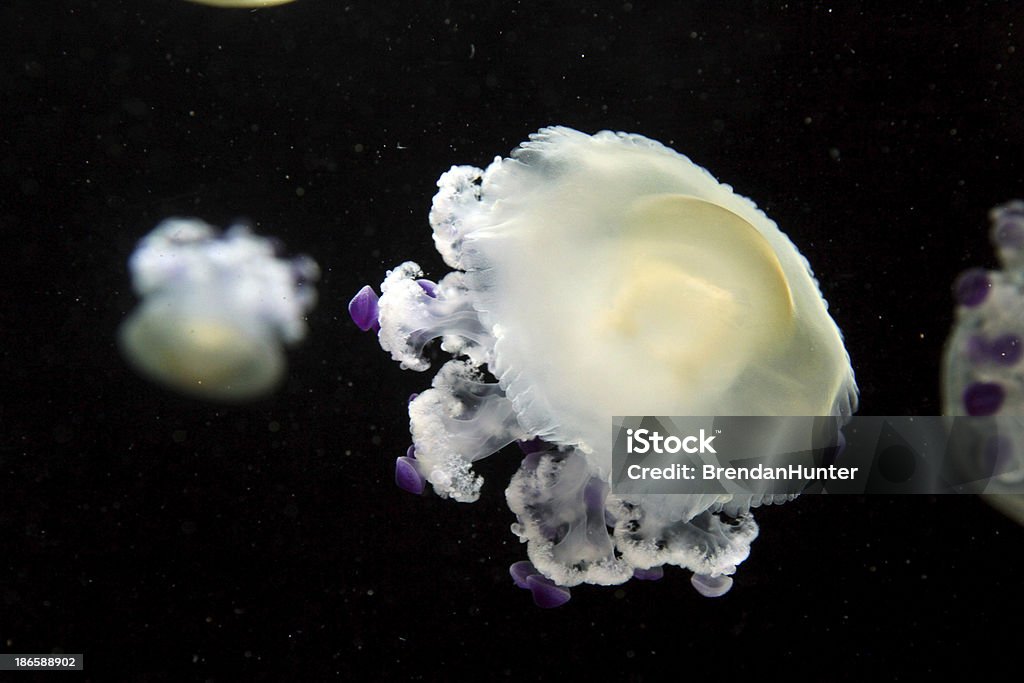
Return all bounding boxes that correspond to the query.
[3,0,1023,680]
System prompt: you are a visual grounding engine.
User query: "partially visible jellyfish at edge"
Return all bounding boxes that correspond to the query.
[943,201,1024,525]
[182,1,298,8]
[350,126,858,606]
[120,218,318,402]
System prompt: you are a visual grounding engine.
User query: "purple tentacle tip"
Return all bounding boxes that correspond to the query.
[633,566,664,581]
[690,573,733,598]
[509,561,536,589]
[395,456,425,495]
[416,279,438,298]
[509,561,571,607]
[348,285,380,332]
[526,575,572,608]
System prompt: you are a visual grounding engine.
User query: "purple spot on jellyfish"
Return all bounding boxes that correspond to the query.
[953,269,991,308]
[962,333,1022,366]
[963,382,1005,416]
[354,126,857,603]
[990,334,1022,366]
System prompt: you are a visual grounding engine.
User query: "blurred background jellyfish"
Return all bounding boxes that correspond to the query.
[120,218,318,402]
[943,201,1024,524]
[351,126,857,606]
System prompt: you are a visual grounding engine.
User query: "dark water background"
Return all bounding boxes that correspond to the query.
[3,0,1022,679]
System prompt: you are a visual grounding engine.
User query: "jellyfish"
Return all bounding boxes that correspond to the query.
[943,201,1024,524]
[120,218,318,402]
[183,0,298,8]
[350,126,857,606]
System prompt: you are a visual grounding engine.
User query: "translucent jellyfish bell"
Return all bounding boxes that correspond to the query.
[120,218,318,402]
[352,126,857,604]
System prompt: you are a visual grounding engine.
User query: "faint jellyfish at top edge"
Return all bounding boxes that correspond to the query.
[943,201,1024,524]
[183,1,298,8]
[120,218,318,402]
[350,126,858,606]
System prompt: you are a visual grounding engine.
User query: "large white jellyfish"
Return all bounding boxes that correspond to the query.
[120,218,318,402]
[351,126,857,606]
[943,201,1024,524]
